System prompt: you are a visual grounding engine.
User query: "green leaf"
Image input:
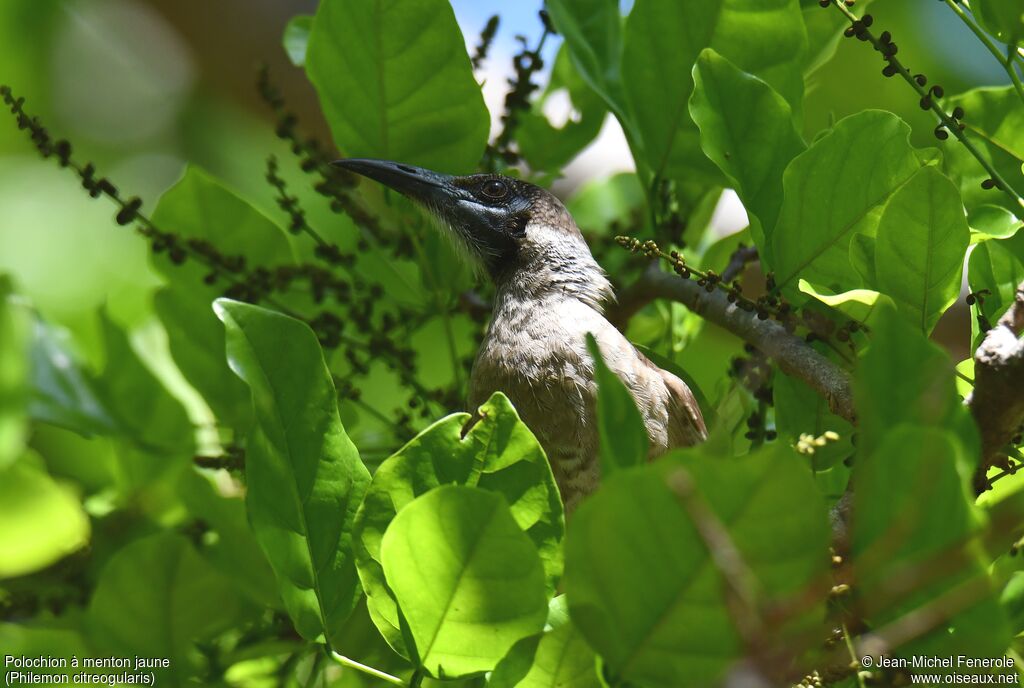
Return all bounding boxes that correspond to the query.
[565,172,645,235]
[151,167,295,431]
[969,236,1024,337]
[94,310,194,455]
[1000,571,1024,634]
[544,0,627,124]
[380,485,548,678]
[352,391,564,657]
[801,0,874,79]
[0,452,90,578]
[944,86,1024,218]
[689,48,806,261]
[177,470,281,608]
[88,532,248,682]
[852,425,1010,661]
[634,344,715,430]
[565,443,830,686]
[0,277,28,469]
[854,305,961,456]
[969,204,1022,239]
[972,0,1024,46]
[585,334,648,475]
[798,280,895,326]
[772,111,927,291]
[621,0,807,181]
[215,299,370,644]
[28,316,118,437]
[518,45,608,173]
[487,596,601,688]
[873,167,969,334]
[305,0,489,172]
[283,15,312,67]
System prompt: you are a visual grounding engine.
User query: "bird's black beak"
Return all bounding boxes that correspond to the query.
[331,158,457,209]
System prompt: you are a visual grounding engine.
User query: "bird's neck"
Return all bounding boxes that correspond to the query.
[490,222,613,317]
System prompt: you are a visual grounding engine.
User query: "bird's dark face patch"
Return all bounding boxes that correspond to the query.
[330,159,569,277]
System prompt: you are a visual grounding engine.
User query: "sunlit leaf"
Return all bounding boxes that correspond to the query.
[944,86,1024,219]
[352,391,564,657]
[874,166,969,333]
[381,485,548,678]
[586,333,648,475]
[565,443,829,686]
[689,48,805,261]
[488,596,601,688]
[968,235,1024,340]
[305,0,489,172]
[621,0,807,181]
[216,299,370,643]
[772,111,927,292]
[0,452,89,578]
[798,280,894,326]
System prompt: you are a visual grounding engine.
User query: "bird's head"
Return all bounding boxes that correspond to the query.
[332,159,610,308]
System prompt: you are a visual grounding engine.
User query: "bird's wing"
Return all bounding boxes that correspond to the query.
[636,349,708,447]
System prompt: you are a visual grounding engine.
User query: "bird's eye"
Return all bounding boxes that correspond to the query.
[481,180,508,199]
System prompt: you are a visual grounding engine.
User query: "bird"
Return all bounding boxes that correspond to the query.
[333,158,707,512]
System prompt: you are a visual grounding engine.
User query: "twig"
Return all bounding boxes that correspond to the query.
[829,0,1024,213]
[941,0,1024,107]
[614,266,857,423]
[328,652,406,687]
[720,245,759,283]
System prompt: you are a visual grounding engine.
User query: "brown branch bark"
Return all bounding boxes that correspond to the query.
[610,265,856,423]
[613,269,1024,474]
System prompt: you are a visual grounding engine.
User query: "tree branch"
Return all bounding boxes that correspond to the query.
[969,282,1024,487]
[615,269,1024,478]
[612,266,856,423]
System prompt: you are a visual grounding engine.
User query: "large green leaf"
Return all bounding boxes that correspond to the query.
[518,45,608,173]
[564,443,830,686]
[689,48,805,262]
[852,425,1010,663]
[873,167,969,334]
[544,0,627,124]
[215,299,370,644]
[380,485,548,678]
[971,0,1024,46]
[305,0,488,172]
[854,306,961,457]
[151,167,295,431]
[944,86,1024,218]
[94,310,194,456]
[488,596,601,688]
[0,452,89,579]
[0,276,28,469]
[88,532,248,684]
[586,334,648,475]
[352,391,564,657]
[771,111,927,291]
[621,0,807,182]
